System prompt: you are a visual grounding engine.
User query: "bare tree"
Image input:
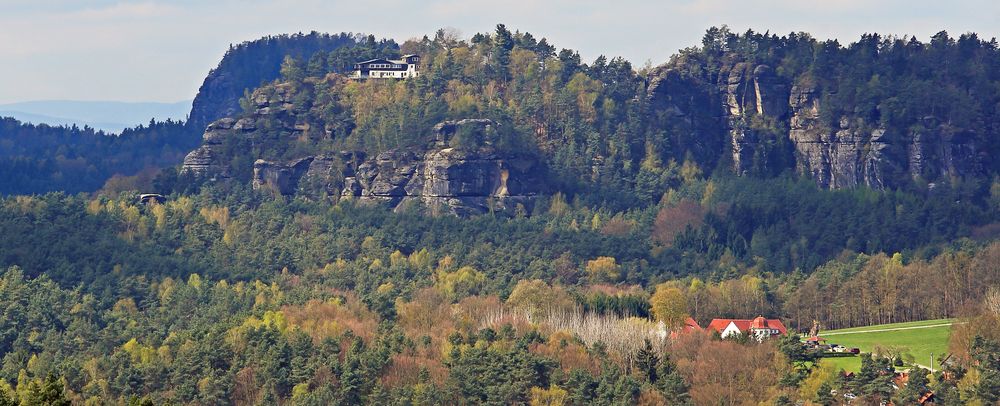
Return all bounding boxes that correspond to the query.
[985,287,1000,318]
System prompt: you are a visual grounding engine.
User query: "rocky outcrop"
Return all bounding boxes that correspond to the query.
[647,60,983,189]
[720,63,790,176]
[187,34,355,130]
[181,84,312,178]
[252,157,314,195]
[249,148,539,216]
[180,118,238,177]
[186,94,541,216]
[787,85,890,189]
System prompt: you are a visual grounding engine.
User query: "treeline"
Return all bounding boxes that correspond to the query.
[785,247,1000,329]
[1,174,996,323]
[0,117,197,195]
[189,24,1000,212]
[654,243,1000,331]
[0,180,997,403]
[0,264,684,404]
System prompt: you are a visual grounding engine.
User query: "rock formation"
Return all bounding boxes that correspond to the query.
[647,59,983,189]
[180,118,237,177]
[344,148,538,216]
[250,148,539,216]
[187,34,355,130]
[181,103,540,216]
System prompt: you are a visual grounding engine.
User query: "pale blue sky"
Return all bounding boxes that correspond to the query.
[1,0,998,104]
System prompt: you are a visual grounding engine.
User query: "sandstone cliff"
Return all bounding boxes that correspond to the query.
[251,148,539,216]
[181,99,540,216]
[647,59,984,189]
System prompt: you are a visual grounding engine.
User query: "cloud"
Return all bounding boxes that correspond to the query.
[70,2,181,20]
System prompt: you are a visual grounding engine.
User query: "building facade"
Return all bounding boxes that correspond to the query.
[351,55,420,79]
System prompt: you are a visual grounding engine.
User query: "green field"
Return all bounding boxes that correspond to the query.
[812,319,957,372]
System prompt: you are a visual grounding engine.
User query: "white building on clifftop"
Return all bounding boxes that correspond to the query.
[350,55,420,79]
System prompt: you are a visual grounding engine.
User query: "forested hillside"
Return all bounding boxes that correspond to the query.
[0,25,999,405]
[178,25,1000,209]
[0,185,998,404]
[188,31,398,130]
[0,32,398,196]
[0,118,194,195]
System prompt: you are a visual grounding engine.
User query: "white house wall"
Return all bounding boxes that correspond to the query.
[720,322,742,338]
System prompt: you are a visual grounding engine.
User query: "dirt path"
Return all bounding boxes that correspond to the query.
[822,322,963,336]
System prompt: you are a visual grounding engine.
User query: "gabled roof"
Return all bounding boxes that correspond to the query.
[682,317,701,332]
[669,317,703,339]
[761,318,788,334]
[706,317,787,335]
[750,316,788,334]
[707,319,746,333]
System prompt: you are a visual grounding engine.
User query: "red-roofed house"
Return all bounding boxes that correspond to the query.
[706,316,787,341]
[668,317,703,339]
[660,317,702,340]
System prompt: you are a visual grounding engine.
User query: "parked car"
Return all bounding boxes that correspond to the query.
[849,348,860,354]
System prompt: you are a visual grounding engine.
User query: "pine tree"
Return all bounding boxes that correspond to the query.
[634,339,659,383]
[656,353,690,404]
[816,381,835,406]
[339,338,365,405]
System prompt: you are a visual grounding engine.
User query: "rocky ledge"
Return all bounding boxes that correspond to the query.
[253,148,540,216]
[181,109,541,216]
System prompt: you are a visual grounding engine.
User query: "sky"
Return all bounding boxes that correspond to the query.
[1,0,998,104]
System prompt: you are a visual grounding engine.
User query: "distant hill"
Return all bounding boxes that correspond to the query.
[0,100,191,133]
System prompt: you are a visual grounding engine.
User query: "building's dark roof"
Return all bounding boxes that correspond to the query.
[356,59,414,71]
[356,58,390,65]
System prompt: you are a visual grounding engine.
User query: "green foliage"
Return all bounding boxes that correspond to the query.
[0,118,196,195]
[970,336,1000,403]
[853,354,895,402]
[1,25,1000,405]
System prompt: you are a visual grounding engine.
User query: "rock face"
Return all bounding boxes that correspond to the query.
[252,157,315,195]
[351,148,538,216]
[720,63,790,176]
[181,84,312,178]
[787,85,889,189]
[251,148,539,216]
[180,118,237,177]
[647,60,984,189]
[181,100,541,216]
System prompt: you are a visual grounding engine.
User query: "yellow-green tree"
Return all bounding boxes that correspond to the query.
[530,384,568,406]
[650,284,689,328]
[585,256,621,283]
[506,279,574,319]
[436,266,486,300]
